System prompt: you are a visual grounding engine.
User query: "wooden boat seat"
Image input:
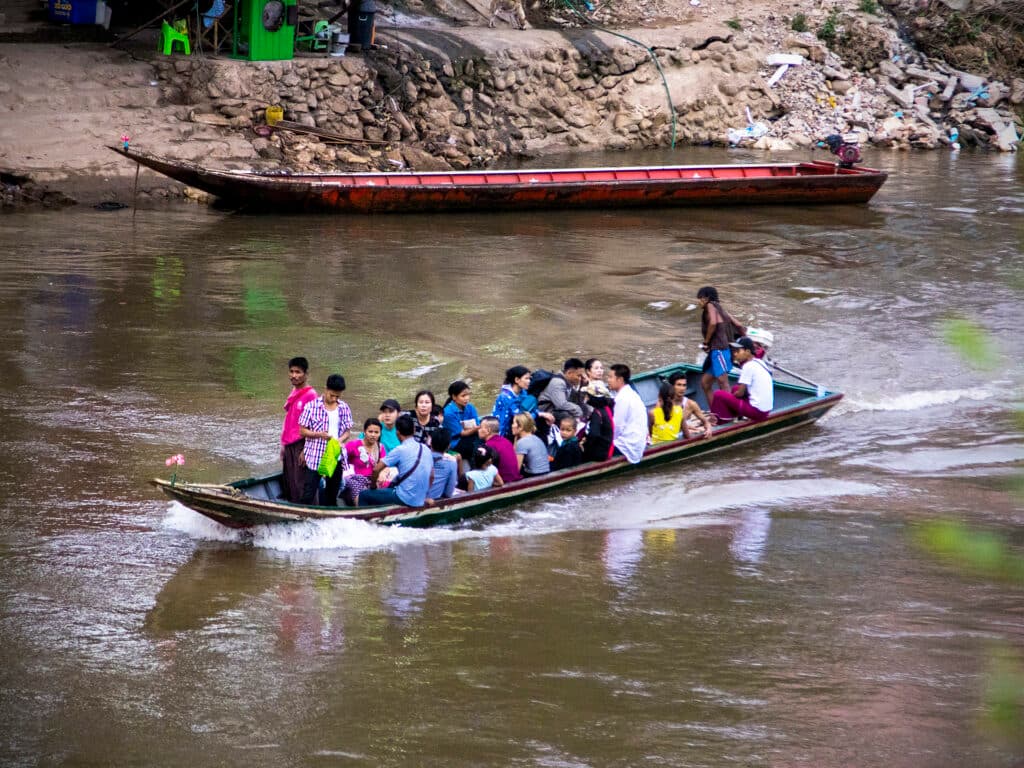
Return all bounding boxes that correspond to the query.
[633,377,663,408]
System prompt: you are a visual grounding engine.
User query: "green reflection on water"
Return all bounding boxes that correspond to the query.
[151,255,184,306]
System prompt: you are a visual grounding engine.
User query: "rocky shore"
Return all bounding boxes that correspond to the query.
[0,0,1020,209]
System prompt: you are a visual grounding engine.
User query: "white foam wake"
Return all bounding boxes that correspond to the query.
[162,501,475,551]
[642,478,880,525]
[839,388,992,414]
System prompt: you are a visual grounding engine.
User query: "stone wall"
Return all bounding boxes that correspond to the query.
[151,22,1021,174]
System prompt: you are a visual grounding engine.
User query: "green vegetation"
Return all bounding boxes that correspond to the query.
[790,12,808,32]
[858,0,879,14]
[942,317,1000,370]
[817,8,840,42]
[725,17,742,30]
[916,315,1024,748]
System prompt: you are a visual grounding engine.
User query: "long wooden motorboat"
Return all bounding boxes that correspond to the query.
[111,146,887,213]
[152,362,842,530]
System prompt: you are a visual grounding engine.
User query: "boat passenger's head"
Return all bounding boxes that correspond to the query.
[583,381,611,403]
[379,398,401,427]
[668,371,688,400]
[395,414,416,439]
[562,357,585,386]
[696,286,719,306]
[512,413,536,436]
[447,380,472,407]
[584,358,604,383]
[730,336,756,364]
[607,364,631,392]
[324,374,346,404]
[362,417,382,443]
[559,416,577,441]
[504,365,531,392]
[413,390,436,417]
[478,416,501,440]
[473,445,494,470]
[288,356,309,387]
[431,429,450,454]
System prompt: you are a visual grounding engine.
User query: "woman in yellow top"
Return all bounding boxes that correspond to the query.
[649,382,684,444]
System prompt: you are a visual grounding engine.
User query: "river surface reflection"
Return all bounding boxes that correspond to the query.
[0,147,1021,766]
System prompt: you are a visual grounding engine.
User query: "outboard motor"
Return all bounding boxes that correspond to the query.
[823,134,862,168]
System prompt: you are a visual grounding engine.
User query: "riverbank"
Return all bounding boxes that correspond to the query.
[0,0,1020,208]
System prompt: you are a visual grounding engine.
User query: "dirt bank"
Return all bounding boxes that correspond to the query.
[0,0,1020,209]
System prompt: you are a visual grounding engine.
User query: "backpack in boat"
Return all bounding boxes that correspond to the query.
[527,369,555,398]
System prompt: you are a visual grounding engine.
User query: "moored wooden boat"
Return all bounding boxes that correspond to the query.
[152,362,842,530]
[111,146,887,213]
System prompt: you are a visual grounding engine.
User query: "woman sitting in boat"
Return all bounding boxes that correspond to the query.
[342,417,386,506]
[511,413,551,478]
[442,380,480,462]
[649,381,684,444]
[404,390,444,446]
[580,381,615,463]
[491,365,534,438]
[465,445,504,492]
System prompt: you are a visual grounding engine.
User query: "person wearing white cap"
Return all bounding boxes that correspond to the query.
[709,336,774,424]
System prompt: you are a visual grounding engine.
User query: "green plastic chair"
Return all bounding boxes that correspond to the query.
[295,20,330,52]
[160,19,191,55]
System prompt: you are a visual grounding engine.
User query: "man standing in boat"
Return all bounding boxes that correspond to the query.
[298,374,354,506]
[280,357,318,503]
[607,364,648,464]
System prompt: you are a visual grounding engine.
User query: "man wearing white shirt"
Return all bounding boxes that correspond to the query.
[607,363,648,464]
[710,336,774,423]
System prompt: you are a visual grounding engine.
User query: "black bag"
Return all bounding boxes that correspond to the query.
[527,368,555,397]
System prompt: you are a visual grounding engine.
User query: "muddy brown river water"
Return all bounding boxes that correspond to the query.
[0,147,1022,766]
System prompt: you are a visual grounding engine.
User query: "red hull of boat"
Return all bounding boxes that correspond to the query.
[113,147,887,213]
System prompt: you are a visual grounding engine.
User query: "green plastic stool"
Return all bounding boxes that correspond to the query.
[160,19,191,55]
[295,19,330,52]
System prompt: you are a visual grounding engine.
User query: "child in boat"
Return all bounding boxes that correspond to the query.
[342,417,386,505]
[426,429,458,502]
[550,416,584,470]
[465,445,504,492]
[649,381,684,444]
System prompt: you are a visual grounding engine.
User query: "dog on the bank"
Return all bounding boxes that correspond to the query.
[488,0,528,29]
